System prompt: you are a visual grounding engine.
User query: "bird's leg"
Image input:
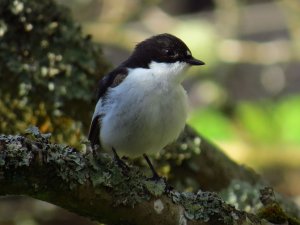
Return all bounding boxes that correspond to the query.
[91,144,100,158]
[143,153,160,180]
[143,153,174,193]
[112,147,129,171]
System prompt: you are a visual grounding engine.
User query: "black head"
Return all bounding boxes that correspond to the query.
[123,33,205,69]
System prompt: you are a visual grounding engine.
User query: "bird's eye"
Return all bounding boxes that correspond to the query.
[163,49,175,56]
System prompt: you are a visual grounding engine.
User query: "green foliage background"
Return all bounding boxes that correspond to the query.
[189,95,300,145]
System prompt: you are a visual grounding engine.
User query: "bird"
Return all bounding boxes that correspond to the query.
[88,33,205,175]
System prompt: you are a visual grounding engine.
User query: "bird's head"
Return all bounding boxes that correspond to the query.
[127,33,204,68]
[125,33,205,82]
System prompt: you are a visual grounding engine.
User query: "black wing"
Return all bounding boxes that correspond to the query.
[96,67,128,101]
[88,67,128,147]
[88,115,101,147]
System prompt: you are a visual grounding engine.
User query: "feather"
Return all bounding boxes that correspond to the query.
[88,69,129,147]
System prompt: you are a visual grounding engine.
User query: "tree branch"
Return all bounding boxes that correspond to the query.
[164,126,261,191]
[0,131,250,225]
[1,128,299,225]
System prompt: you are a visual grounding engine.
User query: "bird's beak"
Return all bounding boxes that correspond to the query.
[185,57,205,66]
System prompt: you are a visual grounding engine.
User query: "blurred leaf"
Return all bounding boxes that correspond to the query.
[235,102,278,143]
[188,108,235,140]
[275,96,300,144]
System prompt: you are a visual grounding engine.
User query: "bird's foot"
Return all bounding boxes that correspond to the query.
[91,144,100,158]
[143,154,173,193]
[112,147,130,174]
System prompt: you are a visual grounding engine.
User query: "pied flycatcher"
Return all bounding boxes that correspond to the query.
[88,33,204,160]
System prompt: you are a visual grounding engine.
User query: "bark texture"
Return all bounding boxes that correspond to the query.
[0,127,299,225]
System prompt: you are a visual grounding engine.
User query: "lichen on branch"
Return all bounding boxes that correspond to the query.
[1,127,299,225]
[0,128,255,225]
[0,0,109,145]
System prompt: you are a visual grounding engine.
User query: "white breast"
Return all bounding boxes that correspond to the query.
[97,62,189,158]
